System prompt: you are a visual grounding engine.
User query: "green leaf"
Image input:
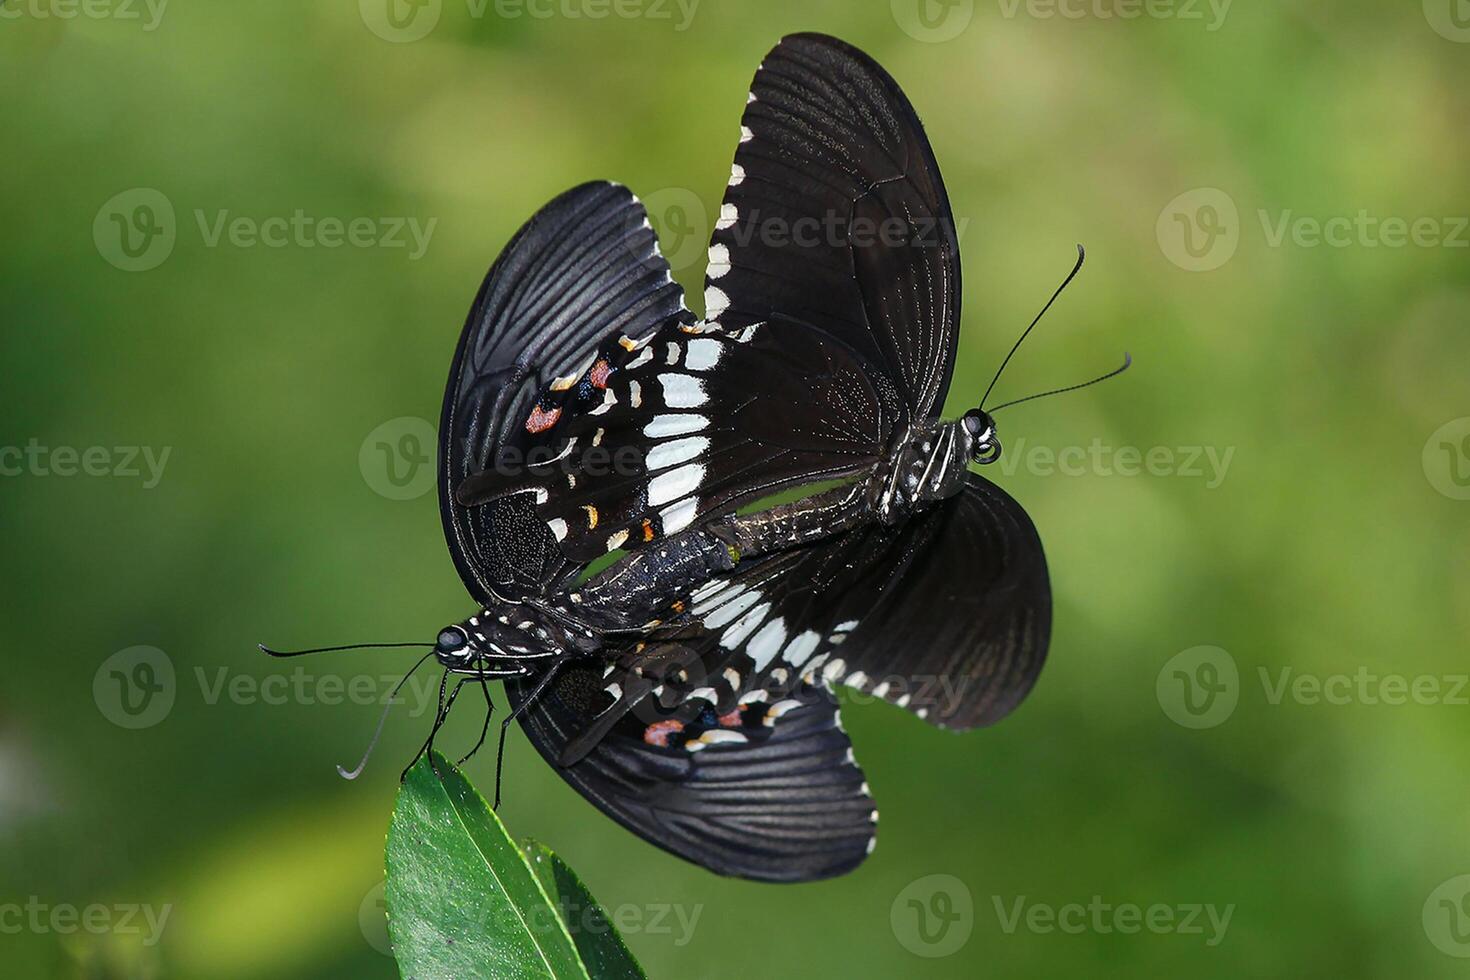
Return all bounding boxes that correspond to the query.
[385,753,590,980]
[521,839,647,980]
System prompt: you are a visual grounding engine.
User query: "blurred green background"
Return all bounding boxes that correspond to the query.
[3,1,1468,976]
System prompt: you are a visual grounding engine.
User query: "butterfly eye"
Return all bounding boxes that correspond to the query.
[435,627,467,653]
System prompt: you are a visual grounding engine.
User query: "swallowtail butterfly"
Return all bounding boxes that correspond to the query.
[267,33,1123,883]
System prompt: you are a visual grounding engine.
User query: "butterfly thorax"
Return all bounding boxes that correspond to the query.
[867,419,978,524]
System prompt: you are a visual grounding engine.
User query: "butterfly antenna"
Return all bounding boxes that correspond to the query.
[258,641,432,658]
[980,244,1087,411]
[987,353,1132,413]
[337,650,437,780]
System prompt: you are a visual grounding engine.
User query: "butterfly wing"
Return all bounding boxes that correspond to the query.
[504,472,1044,880]
[819,473,1051,728]
[507,662,876,882]
[560,471,1048,757]
[439,181,689,602]
[706,32,962,419]
[456,316,898,562]
[457,32,961,561]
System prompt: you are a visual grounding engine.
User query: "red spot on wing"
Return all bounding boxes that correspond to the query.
[717,709,742,728]
[589,359,612,389]
[525,404,562,433]
[643,719,684,748]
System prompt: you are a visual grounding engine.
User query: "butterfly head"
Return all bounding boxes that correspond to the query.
[435,604,599,669]
[962,410,1002,465]
[433,625,477,668]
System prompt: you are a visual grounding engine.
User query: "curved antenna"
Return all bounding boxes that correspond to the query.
[987,353,1132,414]
[980,244,1087,411]
[258,641,432,658]
[337,650,437,780]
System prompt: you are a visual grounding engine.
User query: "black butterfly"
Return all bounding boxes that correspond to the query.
[268,33,1123,883]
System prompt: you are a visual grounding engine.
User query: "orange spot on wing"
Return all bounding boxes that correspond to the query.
[525,404,562,433]
[641,519,655,542]
[717,709,742,727]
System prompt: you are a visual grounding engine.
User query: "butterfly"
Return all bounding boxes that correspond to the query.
[266,33,1124,883]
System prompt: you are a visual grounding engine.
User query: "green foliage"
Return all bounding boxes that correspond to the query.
[386,754,643,980]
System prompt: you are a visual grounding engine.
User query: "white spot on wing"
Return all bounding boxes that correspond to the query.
[703,588,761,629]
[704,286,729,319]
[547,518,567,541]
[716,203,738,230]
[729,163,745,186]
[707,244,731,279]
[746,617,788,670]
[627,346,653,370]
[721,601,770,649]
[658,374,707,408]
[659,496,698,535]
[780,630,821,668]
[683,337,723,371]
[605,529,629,551]
[647,463,704,506]
[643,413,707,438]
[645,436,709,471]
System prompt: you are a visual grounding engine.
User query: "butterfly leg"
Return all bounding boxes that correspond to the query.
[456,673,496,767]
[493,654,572,809]
[402,672,471,780]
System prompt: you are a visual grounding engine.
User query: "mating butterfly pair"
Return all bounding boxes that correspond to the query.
[275,33,1105,882]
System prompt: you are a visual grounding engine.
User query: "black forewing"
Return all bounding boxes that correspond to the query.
[706,32,962,420]
[439,181,689,603]
[456,316,897,562]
